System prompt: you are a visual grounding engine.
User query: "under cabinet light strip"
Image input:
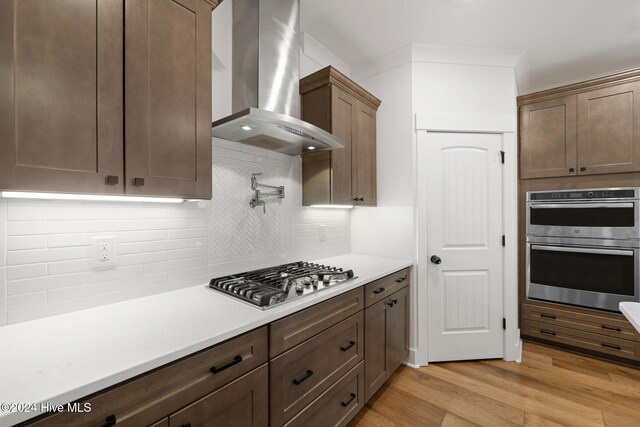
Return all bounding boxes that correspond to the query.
[0,191,184,204]
[309,205,354,209]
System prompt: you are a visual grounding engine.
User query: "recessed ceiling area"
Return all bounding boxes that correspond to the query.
[300,0,640,93]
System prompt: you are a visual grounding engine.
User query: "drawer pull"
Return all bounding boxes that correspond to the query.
[102,415,116,427]
[293,369,314,385]
[181,424,192,427]
[395,276,407,283]
[387,301,395,307]
[210,355,242,374]
[602,343,622,351]
[373,287,386,294]
[340,340,356,352]
[341,393,357,407]
[540,313,556,319]
[540,329,556,336]
[602,325,622,332]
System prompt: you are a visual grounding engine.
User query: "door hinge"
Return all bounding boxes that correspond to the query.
[500,150,505,164]
[503,318,506,330]
[502,235,505,247]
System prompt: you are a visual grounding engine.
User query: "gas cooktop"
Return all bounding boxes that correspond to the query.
[208,261,356,309]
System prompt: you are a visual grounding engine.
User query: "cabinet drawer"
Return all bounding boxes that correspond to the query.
[169,364,268,427]
[270,312,364,426]
[270,288,364,357]
[284,361,365,427]
[24,327,267,427]
[522,303,640,342]
[364,268,410,308]
[523,319,640,362]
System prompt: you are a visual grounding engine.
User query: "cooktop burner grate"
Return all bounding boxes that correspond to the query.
[208,261,355,309]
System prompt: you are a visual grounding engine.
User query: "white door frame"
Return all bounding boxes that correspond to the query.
[414,112,520,365]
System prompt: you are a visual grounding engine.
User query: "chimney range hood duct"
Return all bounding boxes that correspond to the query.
[211,0,344,155]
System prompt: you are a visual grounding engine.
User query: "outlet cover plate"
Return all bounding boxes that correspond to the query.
[91,236,116,269]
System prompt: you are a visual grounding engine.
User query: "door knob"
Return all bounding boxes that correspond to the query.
[430,255,442,265]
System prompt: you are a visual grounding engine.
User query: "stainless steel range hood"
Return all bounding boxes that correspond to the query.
[211,0,344,156]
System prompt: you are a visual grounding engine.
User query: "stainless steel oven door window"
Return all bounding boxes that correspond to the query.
[526,241,639,312]
[527,201,638,239]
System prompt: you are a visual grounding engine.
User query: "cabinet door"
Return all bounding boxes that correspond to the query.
[169,365,268,427]
[364,298,391,402]
[0,0,124,194]
[519,96,577,179]
[125,0,212,199]
[389,286,409,369]
[354,100,377,206]
[331,86,356,205]
[577,81,640,175]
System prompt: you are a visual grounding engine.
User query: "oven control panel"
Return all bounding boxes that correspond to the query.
[529,189,636,201]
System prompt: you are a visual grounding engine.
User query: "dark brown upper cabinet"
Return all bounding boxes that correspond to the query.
[0,0,217,199]
[0,0,124,194]
[576,81,640,176]
[519,96,577,179]
[518,68,640,180]
[300,66,381,206]
[125,0,212,199]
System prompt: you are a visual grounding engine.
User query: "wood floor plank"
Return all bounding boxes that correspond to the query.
[395,366,524,426]
[350,342,640,427]
[441,412,481,427]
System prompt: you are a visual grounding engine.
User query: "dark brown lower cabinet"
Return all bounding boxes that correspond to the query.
[364,286,409,402]
[284,362,365,427]
[169,364,268,427]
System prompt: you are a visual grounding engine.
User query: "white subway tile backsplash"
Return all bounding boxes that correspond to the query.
[47,286,83,304]
[7,264,47,281]
[7,273,84,295]
[0,150,350,324]
[6,235,47,251]
[7,291,47,310]
[0,267,6,326]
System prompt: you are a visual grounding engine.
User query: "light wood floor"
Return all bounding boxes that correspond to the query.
[349,342,640,427]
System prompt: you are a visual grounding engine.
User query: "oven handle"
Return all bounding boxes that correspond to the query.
[530,245,634,256]
[530,203,634,209]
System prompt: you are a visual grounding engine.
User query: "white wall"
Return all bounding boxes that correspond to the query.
[0,3,353,326]
[350,44,519,365]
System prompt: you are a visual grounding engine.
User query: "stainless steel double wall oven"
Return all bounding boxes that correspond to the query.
[526,188,640,312]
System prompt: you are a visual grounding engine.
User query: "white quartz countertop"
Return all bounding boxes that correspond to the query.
[620,302,640,333]
[0,253,412,426]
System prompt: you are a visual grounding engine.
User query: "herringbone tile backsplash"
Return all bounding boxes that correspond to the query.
[0,139,351,325]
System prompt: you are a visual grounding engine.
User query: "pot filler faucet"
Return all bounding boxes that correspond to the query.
[249,173,285,213]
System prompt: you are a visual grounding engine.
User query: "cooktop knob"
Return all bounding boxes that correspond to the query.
[587,191,595,198]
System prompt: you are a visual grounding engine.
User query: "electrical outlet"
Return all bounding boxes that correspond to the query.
[91,236,116,269]
[319,224,327,242]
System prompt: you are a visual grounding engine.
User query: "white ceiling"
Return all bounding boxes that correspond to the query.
[300,0,640,93]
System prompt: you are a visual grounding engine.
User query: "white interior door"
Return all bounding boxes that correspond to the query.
[422,132,504,362]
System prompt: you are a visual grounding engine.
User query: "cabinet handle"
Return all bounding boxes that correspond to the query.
[540,329,556,336]
[340,340,356,352]
[181,424,192,427]
[602,343,622,351]
[293,369,314,385]
[210,355,242,374]
[386,300,395,307]
[105,175,119,185]
[602,325,622,332]
[373,287,386,294]
[341,392,357,407]
[580,167,586,172]
[101,415,116,427]
[540,313,556,319]
[395,276,407,283]
[133,177,145,186]
[569,168,575,172]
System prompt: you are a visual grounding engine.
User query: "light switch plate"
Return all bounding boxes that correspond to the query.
[91,236,116,269]
[319,224,327,242]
